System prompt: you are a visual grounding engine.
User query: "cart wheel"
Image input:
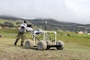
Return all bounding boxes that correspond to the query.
[25,39,34,49]
[56,40,64,50]
[37,41,47,50]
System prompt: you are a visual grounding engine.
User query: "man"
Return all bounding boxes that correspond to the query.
[14,20,33,46]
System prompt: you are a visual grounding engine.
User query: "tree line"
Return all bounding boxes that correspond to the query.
[0,21,22,28]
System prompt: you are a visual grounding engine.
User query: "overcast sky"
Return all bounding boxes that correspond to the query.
[0,0,90,24]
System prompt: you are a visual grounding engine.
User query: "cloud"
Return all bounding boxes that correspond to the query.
[65,0,90,19]
[0,0,90,24]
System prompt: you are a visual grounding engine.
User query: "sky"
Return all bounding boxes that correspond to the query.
[0,0,90,24]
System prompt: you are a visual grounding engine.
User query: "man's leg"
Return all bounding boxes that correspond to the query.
[14,34,20,46]
[21,40,24,46]
[21,34,25,46]
[14,39,19,45]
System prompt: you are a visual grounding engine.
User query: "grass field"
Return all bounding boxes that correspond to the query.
[0,31,90,60]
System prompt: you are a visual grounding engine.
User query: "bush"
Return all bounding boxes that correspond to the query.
[3,22,15,27]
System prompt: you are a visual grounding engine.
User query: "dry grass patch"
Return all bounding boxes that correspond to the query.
[0,38,90,60]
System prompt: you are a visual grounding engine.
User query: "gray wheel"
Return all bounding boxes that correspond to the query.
[56,40,64,50]
[25,40,34,49]
[37,41,47,50]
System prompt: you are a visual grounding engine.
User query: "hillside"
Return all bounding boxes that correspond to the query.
[29,19,90,32]
[0,15,90,32]
[0,15,24,20]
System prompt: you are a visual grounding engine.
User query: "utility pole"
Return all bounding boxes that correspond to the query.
[45,20,47,30]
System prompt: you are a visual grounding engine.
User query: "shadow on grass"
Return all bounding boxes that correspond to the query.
[21,46,57,51]
[6,44,23,48]
[6,44,59,51]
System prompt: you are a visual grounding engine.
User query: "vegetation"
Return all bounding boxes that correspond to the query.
[0,29,18,34]
[0,30,90,60]
[0,29,90,46]
[0,18,23,26]
[30,19,90,31]
[0,15,90,32]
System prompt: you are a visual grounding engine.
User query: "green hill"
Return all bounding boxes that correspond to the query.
[0,15,90,32]
[29,19,90,32]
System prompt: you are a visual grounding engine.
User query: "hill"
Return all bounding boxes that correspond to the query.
[0,15,24,20]
[0,15,90,32]
[29,19,90,32]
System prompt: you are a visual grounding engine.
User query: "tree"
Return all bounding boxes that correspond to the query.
[3,22,14,27]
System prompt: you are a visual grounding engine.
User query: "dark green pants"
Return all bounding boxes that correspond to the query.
[14,32,26,46]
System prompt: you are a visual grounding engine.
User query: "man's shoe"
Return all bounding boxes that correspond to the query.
[14,43,17,46]
[14,39,19,46]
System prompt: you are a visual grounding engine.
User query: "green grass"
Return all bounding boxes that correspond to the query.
[0,29,90,60]
[57,34,90,46]
[1,29,90,46]
[0,29,18,34]
[0,38,90,60]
